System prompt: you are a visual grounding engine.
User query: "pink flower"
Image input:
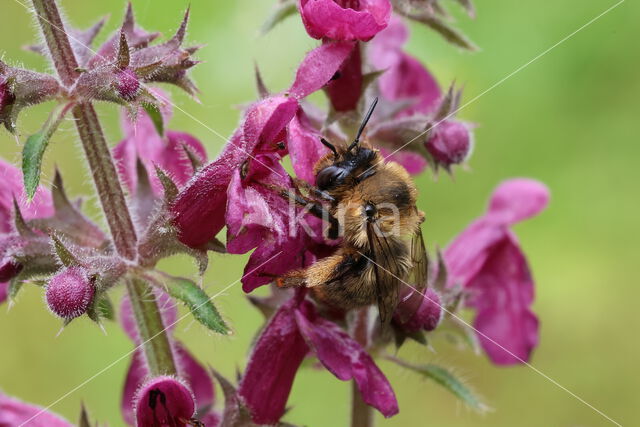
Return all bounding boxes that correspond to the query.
[0,159,53,233]
[427,120,472,169]
[369,17,441,117]
[134,376,196,427]
[298,0,392,41]
[119,293,218,425]
[0,159,53,304]
[324,45,363,112]
[226,154,322,292]
[172,42,353,248]
[394,288,443,333]
[445,179,550,365]
[0,392,72,426]
[368,17,472,173]
[287,107,329,184]
[114,95,206,197]
[45,267,95,320]
[239,292,397,424]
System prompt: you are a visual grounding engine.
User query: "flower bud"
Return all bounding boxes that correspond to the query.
[0,256,22,282]
[45,267,94,320]
[0,61,62,132]
[114,68,140,101]
[426,120,472,168]
[395,288,443,333]
[134,376,195,427]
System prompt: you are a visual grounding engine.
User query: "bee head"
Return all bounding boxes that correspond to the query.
[315,98,379,192]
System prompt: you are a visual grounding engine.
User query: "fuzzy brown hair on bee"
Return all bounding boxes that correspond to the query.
[277,98,428,325]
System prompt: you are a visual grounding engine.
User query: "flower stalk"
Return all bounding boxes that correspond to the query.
[351,308,374,427]
[31,0,176,376]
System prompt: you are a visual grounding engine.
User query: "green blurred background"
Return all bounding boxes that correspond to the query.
[1,0,638,425]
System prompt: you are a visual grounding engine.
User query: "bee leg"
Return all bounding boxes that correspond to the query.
[292,178,335,202]
[274,186,341,237]
[276,269,307,288]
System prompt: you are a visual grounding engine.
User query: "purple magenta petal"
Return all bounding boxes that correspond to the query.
[0,159,53,233]
[445,220,506,287]
[325,44,363,112]
[370,17,441,116]
[175,343,215,412]
[289,41,356,99]
[487,179,550,225]
[0,282,7,304]
[294,310,399,417]
[172,130,243,248]
[0,393,72,427]
[379,148,428,175]
[394,288,443,332]
[467,235,539,365]
[114,110,206,196]
[445,180,548,366]
[134,376,195,427]
[298,0,392,41]
[121,349,147,426]
[238,298,309,425]
[243,96,299,149]
[427,120,472,167]
[287,108,329,184]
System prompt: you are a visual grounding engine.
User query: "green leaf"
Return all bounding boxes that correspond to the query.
[51,234,80,267]
[261,0,297,35]
[142,102,164,137]
[89,293,115,322]
[145,271,230,335]
[391,358,489,413]
[22,103,72,199]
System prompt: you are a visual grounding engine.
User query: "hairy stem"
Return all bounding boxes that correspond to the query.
[126,278,177,376]
[72,103,138,259]
[351,308,374,427]
[31,0,79,87]
[32,0,176,376]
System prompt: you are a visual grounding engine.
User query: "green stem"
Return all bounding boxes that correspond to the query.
[351,308,374,427]
[72,103,137,260]
[126,278,177,375]
[31,0,176,376]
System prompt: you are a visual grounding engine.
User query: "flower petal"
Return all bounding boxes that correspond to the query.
[0,393,72,427]
[0,158,53,233]
[487,178,550,225]
[370,17,441,116]
[289,41,356,99]
[294,309,399,417]
[121,349,147,426]
[114,111,206,196]
[467,235,539,365]
[171,130,243,248]
[325,45,363,112]
[238,298,309,425]
[134,376,195,427]
[243,96,299,149]
[287,108,329,184]
[298,0,392,41]
[175,344,215,412]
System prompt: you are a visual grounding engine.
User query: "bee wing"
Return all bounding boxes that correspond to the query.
[396,227,431,324]
[410,227,429,292]
[366,221,401,325]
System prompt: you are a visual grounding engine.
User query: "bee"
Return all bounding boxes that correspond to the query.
[277,98,429,325]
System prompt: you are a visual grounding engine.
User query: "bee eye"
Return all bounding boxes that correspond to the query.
[364,203,376,218]
[317,166,347,191]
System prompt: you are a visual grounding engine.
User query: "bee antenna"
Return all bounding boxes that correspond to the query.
[320,137,338,157]
[349,97,378,152]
